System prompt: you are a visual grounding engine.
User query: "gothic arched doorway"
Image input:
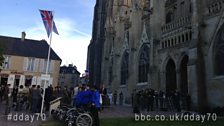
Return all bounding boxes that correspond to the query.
[166,59,177,92]
[180,55,189,95]
[214,24,224,75]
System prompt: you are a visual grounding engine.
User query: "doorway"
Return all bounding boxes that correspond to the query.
[166,59,177,93]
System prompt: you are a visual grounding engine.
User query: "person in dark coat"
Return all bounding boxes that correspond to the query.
[36,85,42,113]
[132,89,140,113]
[0,85,4,102]
[4,84,10,115]
[63,86,69,104]
[100,85,107,106]
[45,85,53,112]
[12,85,18,108]
[113,90,117,105]
[186,93,191,111]
[31,85,37,113]
[119,92,123,105]
[173,90,181,112]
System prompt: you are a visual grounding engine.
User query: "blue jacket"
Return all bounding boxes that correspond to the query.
[75,89,91,107]
[90,90,101,108]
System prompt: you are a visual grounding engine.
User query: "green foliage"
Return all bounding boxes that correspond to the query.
[0,43,5,67]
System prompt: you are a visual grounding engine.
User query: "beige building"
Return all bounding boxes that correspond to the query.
[88,0,224,111]
[0,33,62,89]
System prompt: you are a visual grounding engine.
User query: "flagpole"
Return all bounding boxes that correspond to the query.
[40,11,54,116]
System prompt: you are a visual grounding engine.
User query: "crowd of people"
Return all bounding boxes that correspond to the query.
[1,83,192,126]
[131,88,191,113]
[0,83,102,126]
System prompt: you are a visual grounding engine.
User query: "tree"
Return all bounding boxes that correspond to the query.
[0,43,5,67]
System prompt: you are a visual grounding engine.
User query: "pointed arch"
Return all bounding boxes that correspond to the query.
[166,11,174,23]
[166,58,177,92]
[213,23,224,76]
[138,44,150,83]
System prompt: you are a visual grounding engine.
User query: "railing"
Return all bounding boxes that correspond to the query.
[49,97,62,115]
[161,15,192,33]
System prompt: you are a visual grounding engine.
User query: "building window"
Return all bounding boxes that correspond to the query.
[120,51,129,85]
[27,58,35,71]
[138,45,150,83]
[41,60,54,73]
[166,11,174,23]
[2,55,10,69]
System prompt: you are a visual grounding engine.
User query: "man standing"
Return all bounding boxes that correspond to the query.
[12,85,18,108]
[4,84,10,115]
[119,91,123,106]
[31,85,37,113]
[113,90,117,105]
[100,85,107,106]
[90,86,100,126]
[173,90,181,112]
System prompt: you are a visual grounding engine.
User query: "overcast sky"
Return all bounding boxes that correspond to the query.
[0,0,96,73]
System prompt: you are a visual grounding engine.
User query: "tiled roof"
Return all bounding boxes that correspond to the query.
[0,35,61,61]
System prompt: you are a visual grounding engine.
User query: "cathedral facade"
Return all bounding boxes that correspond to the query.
[87,0,224,111]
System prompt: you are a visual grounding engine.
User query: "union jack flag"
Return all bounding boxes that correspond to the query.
[39,10,59,37]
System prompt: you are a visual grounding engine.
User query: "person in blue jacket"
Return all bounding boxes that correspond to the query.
[75,85,92,110]
[89,85,100,126]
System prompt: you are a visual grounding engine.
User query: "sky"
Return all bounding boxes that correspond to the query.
[0,0,96,73]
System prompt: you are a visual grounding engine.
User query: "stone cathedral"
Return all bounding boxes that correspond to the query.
[87,0,224,111]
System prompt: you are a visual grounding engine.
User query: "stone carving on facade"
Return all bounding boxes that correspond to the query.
[124,17,132,30]
[137,23,150,51]
[165,0,177,7]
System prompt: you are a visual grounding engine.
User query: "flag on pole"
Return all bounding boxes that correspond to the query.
[39,10,59,37]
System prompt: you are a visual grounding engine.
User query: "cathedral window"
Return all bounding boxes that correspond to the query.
[121,51,129,85]
[138,45,150,83]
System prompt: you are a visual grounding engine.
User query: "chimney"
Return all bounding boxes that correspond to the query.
[21,31,26,41]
